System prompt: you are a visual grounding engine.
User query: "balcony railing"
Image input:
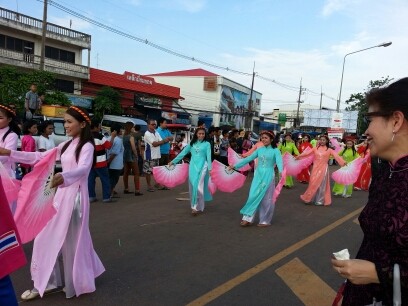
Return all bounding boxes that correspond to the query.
[0,7,91,45]
[0,48,89,78]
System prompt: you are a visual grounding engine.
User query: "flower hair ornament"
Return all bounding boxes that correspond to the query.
[0,104,16,117]
[69,106,91,124]
[260,130,275,138]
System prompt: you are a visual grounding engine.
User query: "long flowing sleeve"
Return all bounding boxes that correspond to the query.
[242,142,263,157]
[297,146,315,159]
[275,149,284,173]
[291,143,300,155]
[235,150,259,169]
[206,142,212,171]
[59,142,93,188]
[171,144,191,164]
[10,148,54,165]
[0,132,18,164]
[330,149,346,166]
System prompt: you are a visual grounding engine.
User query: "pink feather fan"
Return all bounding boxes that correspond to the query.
[331,157,365,185]
[211,160,246,192]
[152,163,189,188]
[14,148,58,243]
[282,147,314,176]
[227,147,252,172]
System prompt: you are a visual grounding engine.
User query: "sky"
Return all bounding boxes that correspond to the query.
[2,0,407,113]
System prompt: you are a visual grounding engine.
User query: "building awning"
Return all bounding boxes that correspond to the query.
[89,68,183,100]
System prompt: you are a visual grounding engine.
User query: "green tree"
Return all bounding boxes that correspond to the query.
[45,90,71,106]
[0,65,55,111]
[93,86,122,120]
[345,76,392,135]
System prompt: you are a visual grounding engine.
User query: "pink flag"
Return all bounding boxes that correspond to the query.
[273,169,287,203]
[14,148,58,244]
[152,163,189,188]
[211,160,246,192]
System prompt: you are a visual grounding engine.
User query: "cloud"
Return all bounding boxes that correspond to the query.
[321,0,345,17]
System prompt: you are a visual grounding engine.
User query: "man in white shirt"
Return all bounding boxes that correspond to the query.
[143,119,171,192]
[37,120,55,152]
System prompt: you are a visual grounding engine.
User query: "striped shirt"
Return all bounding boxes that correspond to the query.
[92,132,112,168]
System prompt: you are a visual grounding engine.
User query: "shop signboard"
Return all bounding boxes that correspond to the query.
[278,113,287,125]
[327,128,345,139]
[66,94,93,109]
[331,112,343,128]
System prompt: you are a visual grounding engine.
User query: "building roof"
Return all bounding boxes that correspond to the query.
[148,68,219,77]
[89,68,182,99]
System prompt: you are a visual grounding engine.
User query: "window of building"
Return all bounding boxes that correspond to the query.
[55,79,74,93]
[45,46,75,64]
[0,34,34,53]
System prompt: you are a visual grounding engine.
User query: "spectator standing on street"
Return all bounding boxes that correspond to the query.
[37,120,55,152]
[133,124,144,176]
[8,104,22,130]
[25,84,41,119]
[219,129,230,165]
[144,119,169,192]
[236,129,245,154]
[20,120,38,175]
[122,122,142,196]
[88,119,114,203]
[156,117,173,189]
[107,124,125,198]
[331,77,408,305]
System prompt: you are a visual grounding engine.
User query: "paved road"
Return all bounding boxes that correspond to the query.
[11,169,368,305]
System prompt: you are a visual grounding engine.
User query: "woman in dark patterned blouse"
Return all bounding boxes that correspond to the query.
[331,77,408,305]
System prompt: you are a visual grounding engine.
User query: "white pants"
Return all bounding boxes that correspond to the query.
[242,181,275,225]
[189,164,207,212]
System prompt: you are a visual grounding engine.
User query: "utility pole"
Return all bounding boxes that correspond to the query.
[40,0,48,71]
[246,61,256,129]
[295,79,304,127]
[319,86,323,109]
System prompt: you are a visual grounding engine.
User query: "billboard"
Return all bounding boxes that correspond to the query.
[220,85,249,128]
[302,109,358,133]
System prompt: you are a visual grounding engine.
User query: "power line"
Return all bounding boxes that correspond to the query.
[36,0,338,101]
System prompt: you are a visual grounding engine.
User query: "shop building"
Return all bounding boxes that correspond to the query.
[148,68,262,129]
[82,68,189,123]
[0,7,90,94]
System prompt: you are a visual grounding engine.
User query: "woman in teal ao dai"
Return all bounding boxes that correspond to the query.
[332,139,360,197]
[278,134,299,188]
[231,131,283,227]
[169,128,212,215]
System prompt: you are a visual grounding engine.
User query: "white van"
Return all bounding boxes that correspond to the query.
[101,115,148,136]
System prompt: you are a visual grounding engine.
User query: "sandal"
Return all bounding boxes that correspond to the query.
[240,221,252,227]
[21,287,56,301]
[191,209,202,216]
[257,224,271,227]
[124,190,132,194]
[21,289,39,301]
[147,188,155,192]
[134,192,143,196]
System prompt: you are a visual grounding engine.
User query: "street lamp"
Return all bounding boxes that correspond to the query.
[336,41,392,112]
